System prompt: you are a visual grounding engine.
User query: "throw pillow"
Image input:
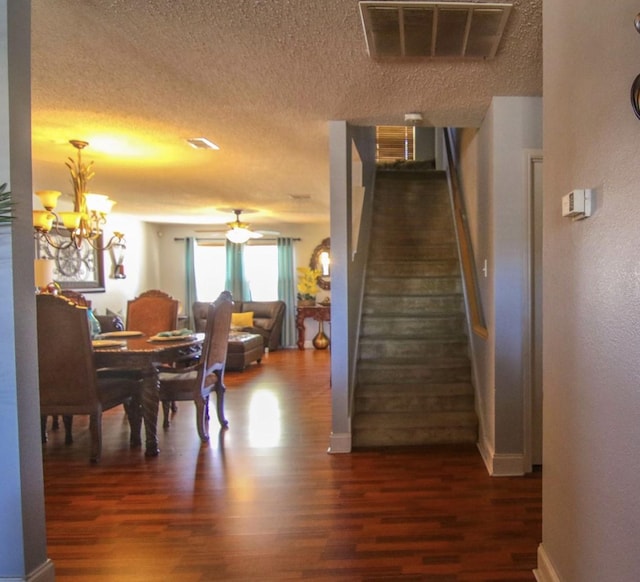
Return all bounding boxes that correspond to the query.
[231,311,254,329]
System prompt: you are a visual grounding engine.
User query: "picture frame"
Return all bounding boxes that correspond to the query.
[35,232,105,292]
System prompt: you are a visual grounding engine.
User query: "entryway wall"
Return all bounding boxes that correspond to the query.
[455,96,543,475]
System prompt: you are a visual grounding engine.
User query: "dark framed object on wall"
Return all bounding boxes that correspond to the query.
[36,232,105,292]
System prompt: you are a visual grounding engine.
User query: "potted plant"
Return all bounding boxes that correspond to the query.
[0,183,12,224]
[297,266,320,306]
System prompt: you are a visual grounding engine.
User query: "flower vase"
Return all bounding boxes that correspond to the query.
[312,319,330,350]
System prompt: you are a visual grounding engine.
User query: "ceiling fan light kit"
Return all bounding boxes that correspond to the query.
[225,209,263,244]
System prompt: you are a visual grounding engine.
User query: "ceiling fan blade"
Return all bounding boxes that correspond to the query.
[195,210,279,239]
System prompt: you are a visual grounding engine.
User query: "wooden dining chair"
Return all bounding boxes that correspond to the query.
[42,290,91,440]
[158,291,233,441]
[125,289,179,336]
[37,294,143,463]
[59,289,90,307]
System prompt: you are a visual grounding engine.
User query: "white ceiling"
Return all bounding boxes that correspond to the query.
[30,0,541,228]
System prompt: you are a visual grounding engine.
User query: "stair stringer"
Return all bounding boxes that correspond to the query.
[443,128,497,473]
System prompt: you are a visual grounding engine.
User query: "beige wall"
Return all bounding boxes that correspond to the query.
[540,1,640,579]
[457,97,542,475]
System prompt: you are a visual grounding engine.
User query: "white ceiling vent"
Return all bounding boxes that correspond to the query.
[359,1,513,59]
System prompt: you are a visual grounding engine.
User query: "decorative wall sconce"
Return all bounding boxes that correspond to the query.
[110,240,127,279]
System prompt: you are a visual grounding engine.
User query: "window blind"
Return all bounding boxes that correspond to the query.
[376,125,415,162]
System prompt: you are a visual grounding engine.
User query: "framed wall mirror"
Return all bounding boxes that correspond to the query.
[310,237,330,290]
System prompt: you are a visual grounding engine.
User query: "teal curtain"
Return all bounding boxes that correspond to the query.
[277,237,296,348]
[185,237,198,329]
[225,240,251,302]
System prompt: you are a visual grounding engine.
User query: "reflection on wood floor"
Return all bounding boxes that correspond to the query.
[43,348,541,581]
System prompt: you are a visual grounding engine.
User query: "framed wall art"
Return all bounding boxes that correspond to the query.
[35,233,105,292]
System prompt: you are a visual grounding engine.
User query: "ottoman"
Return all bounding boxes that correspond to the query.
[226,332,264,371]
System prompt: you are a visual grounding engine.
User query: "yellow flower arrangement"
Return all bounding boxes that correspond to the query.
[297,266,321,301]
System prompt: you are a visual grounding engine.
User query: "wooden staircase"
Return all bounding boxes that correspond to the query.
[352,168,478,447]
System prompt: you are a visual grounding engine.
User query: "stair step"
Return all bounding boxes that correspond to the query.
[352,411,478,447]
[361,314,466,336]
[369,243,458,261]
[363,294,464,315]
[375,186,449,196]
[372,208,451,220]
[373,207,450,216]
[368,260,461,277]
[357,382,474,397]
[357,361,471,384]
[373,198,450,209]
[365,276,462,295]
[372,199,452,211]
[369,249,456,262]
[352,423,478,447]
[354,410,477,429]
[359,337,468,359]
[355,384,475,413]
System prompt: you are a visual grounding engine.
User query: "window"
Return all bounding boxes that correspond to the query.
[193,241,279,302]
[244,244,278,301]
[193,242,225,301]
[376,125,415,162]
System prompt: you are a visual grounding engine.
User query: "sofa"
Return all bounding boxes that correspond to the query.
[193,299,286,352]
[96,313,124,333]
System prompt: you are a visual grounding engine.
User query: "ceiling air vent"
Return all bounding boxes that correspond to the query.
[359,1,513,59]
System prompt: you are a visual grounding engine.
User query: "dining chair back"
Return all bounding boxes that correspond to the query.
[192,301,209,333]
[36,294,142,462]
[158,291,233,441]
[126,289,179,336]
[42,290,91,439]
[60,289,91,307]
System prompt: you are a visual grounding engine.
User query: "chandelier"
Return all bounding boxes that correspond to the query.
[33,139,124,250]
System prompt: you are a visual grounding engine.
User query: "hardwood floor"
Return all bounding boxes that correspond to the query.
[42,349,541,581]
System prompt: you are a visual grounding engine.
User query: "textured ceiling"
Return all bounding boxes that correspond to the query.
[30,0,541,227]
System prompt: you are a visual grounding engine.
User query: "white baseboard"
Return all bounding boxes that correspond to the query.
[477,439,525,476]
[534,543,562,582]
[327,432,351,453]
[492,453,525,476]
[4,559,55,582]
[477,436,493,474]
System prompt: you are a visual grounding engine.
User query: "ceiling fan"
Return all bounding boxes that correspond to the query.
[195,209,279,244]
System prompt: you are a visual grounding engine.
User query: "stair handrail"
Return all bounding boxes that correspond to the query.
[443,128,488,339]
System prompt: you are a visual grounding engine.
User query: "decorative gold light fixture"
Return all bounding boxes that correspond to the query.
[33,139,124,250]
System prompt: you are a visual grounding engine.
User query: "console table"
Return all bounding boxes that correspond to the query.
[296,305,331,350]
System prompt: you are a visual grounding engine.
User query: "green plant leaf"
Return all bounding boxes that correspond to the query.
[0,182,15,224]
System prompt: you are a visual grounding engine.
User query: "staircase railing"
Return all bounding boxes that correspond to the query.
[443,128,488,339]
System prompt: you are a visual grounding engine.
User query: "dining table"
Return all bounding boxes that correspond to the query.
[93,332,204,457]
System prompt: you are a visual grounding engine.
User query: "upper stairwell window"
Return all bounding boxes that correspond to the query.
[376,125,415,162]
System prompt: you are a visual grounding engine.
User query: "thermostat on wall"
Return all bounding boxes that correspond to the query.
[562,189,592,220]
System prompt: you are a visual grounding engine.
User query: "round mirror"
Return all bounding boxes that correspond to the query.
[310,237,330,291]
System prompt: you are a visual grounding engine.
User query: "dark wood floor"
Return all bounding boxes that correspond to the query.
[42,349,541,581]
